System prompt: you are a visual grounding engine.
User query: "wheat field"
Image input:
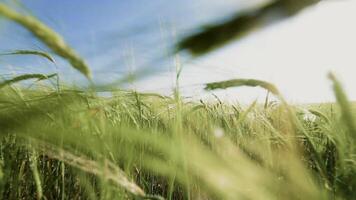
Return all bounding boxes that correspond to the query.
[0,3,355,200]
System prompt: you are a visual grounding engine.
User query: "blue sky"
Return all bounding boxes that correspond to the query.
[0,0,242,83]
[1,0,356,103]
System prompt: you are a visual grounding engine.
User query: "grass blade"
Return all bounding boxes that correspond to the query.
[0,73,57,89]
[0,50,55,63]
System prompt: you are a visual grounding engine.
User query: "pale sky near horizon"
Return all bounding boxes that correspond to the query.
[1,0,355,103]
[134,0,356,103]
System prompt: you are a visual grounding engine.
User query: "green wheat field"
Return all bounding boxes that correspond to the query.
[0,3,355,200]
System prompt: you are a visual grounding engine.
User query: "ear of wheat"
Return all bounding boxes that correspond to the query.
[0,4,91,79]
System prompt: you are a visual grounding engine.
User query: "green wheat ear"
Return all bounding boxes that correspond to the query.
[329,72,356,138]
[0,4,91,79]
[205,78,280,96]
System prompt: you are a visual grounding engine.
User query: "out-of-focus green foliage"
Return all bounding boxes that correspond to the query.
[177,0,321,55]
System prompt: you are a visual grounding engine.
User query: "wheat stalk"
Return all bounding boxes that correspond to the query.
[38,142,147,198]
